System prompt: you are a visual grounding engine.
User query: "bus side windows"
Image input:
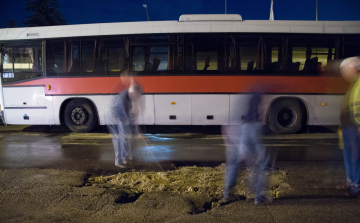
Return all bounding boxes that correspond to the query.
[291,36,338,76]
[132,46,172,73]
[184,35,236,74]
[2,43,43,83]
[238,35,288,75]
[236,34,343,76]
[46,38,129,77]
[42,33,359,78]
[13,47,42,73]
[81,38,129,76]
[46,40,80,76]
[291,47,335,75]
[239,45,258,73]
[131,35,183,74]
[81,40,95,73]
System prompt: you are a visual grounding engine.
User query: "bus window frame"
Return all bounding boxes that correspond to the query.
[183,33,238,75]
[46,36,132,77]
[289,33,343,76]
[0,40,44,84]
[0,33,358,84]
[129,34,184,75]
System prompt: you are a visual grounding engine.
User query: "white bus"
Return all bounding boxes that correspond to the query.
[0,14,359,133]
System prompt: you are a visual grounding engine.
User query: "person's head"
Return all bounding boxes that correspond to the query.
[120,69,133,86]
[340,57,360,83]
[128,84,143,101]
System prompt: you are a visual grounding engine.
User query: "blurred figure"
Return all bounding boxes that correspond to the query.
[222,89,275,205]
[4,54,9,63]
[339,57,360,198]
[107,82,143,168]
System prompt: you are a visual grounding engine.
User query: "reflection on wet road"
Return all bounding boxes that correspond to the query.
[0,127,342,173]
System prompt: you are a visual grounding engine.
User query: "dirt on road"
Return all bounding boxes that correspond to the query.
[0,165,289,222]
[0,162,358,223]
[90,165,289,198]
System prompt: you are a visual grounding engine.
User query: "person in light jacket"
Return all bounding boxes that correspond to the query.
[339,56,360,198]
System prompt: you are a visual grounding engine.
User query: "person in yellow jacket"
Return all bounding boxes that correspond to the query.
[339,56,360,198]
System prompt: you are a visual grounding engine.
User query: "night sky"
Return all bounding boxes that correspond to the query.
[1,0,360,28]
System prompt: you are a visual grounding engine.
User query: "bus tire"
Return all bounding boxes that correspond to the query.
[64,99,97,133]
[267,99,306,134]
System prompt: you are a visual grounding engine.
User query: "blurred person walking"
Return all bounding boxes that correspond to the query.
[107,82,143,168]
[339,57,360,198]
[222,91,275,205]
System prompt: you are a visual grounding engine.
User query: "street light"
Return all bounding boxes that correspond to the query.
[270,0,274,20]
[225,0,227,14]
[143,4,149,21]
[316,0,318,21]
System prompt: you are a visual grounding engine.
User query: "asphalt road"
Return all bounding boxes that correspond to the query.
[0,125,343,174]
[1,125,360,223]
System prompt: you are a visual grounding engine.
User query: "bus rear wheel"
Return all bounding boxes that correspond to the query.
[267,99,306,134]
[64,99,97,133]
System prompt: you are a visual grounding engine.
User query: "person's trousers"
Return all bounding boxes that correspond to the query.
[342,126,360,192]
[224,123,274,199]
[108,121,133,165]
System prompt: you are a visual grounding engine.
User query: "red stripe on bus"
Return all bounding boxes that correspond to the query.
[4,76,349,94]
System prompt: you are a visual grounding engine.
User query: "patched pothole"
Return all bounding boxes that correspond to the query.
[112,190,142,204]
[85,165,291,212]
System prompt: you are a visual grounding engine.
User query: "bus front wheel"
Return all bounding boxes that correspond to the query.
[267,99,306,134]
[64,99,97,133]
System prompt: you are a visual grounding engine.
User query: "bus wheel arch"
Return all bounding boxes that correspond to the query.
[60,98,99,133]
[266,97,308,134]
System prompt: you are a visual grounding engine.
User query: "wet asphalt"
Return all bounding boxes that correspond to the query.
[3,125,359,223]
[0,125,343,175]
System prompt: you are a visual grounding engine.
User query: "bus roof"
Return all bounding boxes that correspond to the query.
[1,18,360,41]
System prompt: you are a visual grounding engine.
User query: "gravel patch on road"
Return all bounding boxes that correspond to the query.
[1,162,356,223]
[90,165,290,198]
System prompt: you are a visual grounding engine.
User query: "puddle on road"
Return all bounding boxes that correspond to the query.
[147,133,208,139]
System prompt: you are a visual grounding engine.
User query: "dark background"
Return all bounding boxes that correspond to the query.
[1,0,360,28]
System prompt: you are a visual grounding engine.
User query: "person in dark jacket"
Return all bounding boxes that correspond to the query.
[222,91,274,205]
[107,83,143,168]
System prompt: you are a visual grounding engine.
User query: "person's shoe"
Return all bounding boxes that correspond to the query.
[218,187,235,206]
[115,164,126,168]
[217,196,232,207]
[123,157,136,164]
[345,190,359,198]
[221,195,233,204]
[337,184,352,190]
[254,195,273,205]
[218,194,246,207]
[123,159,129,165]
[336,185,347,190]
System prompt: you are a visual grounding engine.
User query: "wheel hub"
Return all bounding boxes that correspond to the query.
[71,107,87,125]
[276,107,297,128]
[282,113,290,120]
